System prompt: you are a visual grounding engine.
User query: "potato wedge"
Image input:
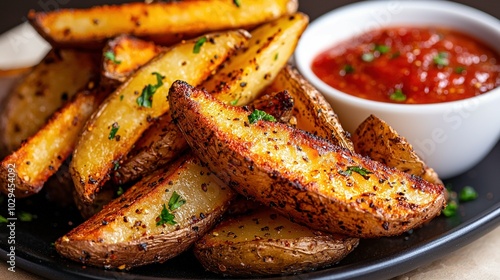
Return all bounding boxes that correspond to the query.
[0,83,110,197]
[56,153,236,269]
[169,81,446,238]
[112,14,308,184]
[265,65,354,150]
[194,208,359,276]
[113,89,294,185]
[352,114,443,185]
[29,0,298,49]
[71,30,249,203]
[101,35,163,86]
[0,49,100,154]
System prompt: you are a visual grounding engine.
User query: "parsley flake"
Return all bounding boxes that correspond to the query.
[18,211,36,222]
[193,37,208,54]
[116,186,124,196]
[389,88,407,102]
[442,200,458,217]
[455,66,466,74]
[374,44,390,54]
[0,215,7,223]
[339,166,372,179]
[233,0,241,7]
[136,72,165,108]
[156,191,186,226]
[104,51,121,64]
[433,51,449,67]
[342,64,354,75]
[168,191,186,211]
[248,109,276,124]
[109,122,120,140]
[459,186,478,202]
[230,98,239,106]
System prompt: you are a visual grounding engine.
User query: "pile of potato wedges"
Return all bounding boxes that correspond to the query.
[0,0,446,277]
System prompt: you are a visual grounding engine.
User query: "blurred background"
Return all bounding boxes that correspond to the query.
[1,0,499,35]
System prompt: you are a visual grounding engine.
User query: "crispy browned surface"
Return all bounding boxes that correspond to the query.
[194,208,359,276]
[0,49,100,154]
[29,0,298,49]
[56,154,235,269]
[112,14,307,185]
[265,65,354,150]
[352,115,443,185]
[101,35,163,86]
[169,81,446,238]
[0,84,110,197]
[70,30,249,203]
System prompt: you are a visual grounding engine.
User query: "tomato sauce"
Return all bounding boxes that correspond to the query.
[311,27,500,104]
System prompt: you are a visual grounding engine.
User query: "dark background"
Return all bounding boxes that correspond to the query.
[0,0,499,35]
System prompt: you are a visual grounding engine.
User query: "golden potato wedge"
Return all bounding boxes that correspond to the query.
[29,0,298,49]
[352,114,443,185]
[194,208,359,276]
[71,30,249,203]
[0,83,110,197]
[113,89,294,185]
[0,49,100,154]
[56,153,236,269]
[265,65,354,150]
[111,14,308,185]
[101,35,163,86]
[168,81,446,238]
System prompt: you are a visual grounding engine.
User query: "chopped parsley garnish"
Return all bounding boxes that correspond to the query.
[274,53,279,61]
[374,44,391,54]
[108,122,120,140]
[339,166,372,179]
[455,66,466,74]
[342,64,355,74]
[233,0,241,8]
[116,186,124,196]
[113,160,120,170]
[0,215,7,223]
[104,51,121,64]
[136,72,165,108]
[18,211,36,222]
[248,109,276,124]
[389,88,407,102]
[442,200,458,217]
[156,191,186,226]
[361,52,375,62]
[459,186,478,202]
[230,98,239,106]
[433,51,449,67]
[391,51,401,59]
[193,37,208,54]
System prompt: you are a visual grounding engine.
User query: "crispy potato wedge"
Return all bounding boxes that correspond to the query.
[56,153,236,269]
[265,65,354,150]
[29,0,298,49]
[71,30,249,203]
[194,208,359,276]
[112,14,308,184]
[0,49,100,154]
[169,81,446,238]
[352,114,443,185]
[0,84,110,197]
[113,89,294,185]
[101,35,163,86]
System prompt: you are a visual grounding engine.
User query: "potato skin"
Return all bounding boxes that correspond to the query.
[194,209,359,276]
[169,80,446,238]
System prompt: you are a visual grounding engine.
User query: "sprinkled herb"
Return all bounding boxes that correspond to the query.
[230,98,239,106]
[120,95,124,101]
[374,44,391,54]
[274,53,279,61]
[233,0,241,7]
[391,51,401,59]
[137,72,165,108]
[442,200,458,217]
[104,51,121,64]
[342,64,355,74]
[109,122,120,140]
[0,215,7,223]
[156,191,186,226]
[455,66,466,74]
[113,160,120,170]
[116,186,124,196]
[433,51,449,67]
[18,211,36,222]
[389,88,407,102]
[339,166,372,179]
[361,52,375,62]
[459,186,478,202]
[248,109,276,124]
[193,37,208,54]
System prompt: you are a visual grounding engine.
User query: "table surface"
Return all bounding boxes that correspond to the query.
[1,0,499,279]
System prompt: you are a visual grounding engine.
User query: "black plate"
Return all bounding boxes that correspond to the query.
[1,1,500,279]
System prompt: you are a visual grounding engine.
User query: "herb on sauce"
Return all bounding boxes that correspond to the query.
[374,44,391,54]
[193,37,208,54]
[248,109,276,124]
[104,51,121,64]
[433,51,449,67]
[339,166,372,179]
[389,88,407,102]
[108,122,120,140]
[459,186,478,202]
[342,64,355,75]
[455,66,466,74]
[156,191,186,226]
[137,72,165,108]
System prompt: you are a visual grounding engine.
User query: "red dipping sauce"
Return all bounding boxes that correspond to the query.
[311,27,500,104]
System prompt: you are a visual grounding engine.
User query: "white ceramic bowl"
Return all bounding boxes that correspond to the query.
[295,0,500,179]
